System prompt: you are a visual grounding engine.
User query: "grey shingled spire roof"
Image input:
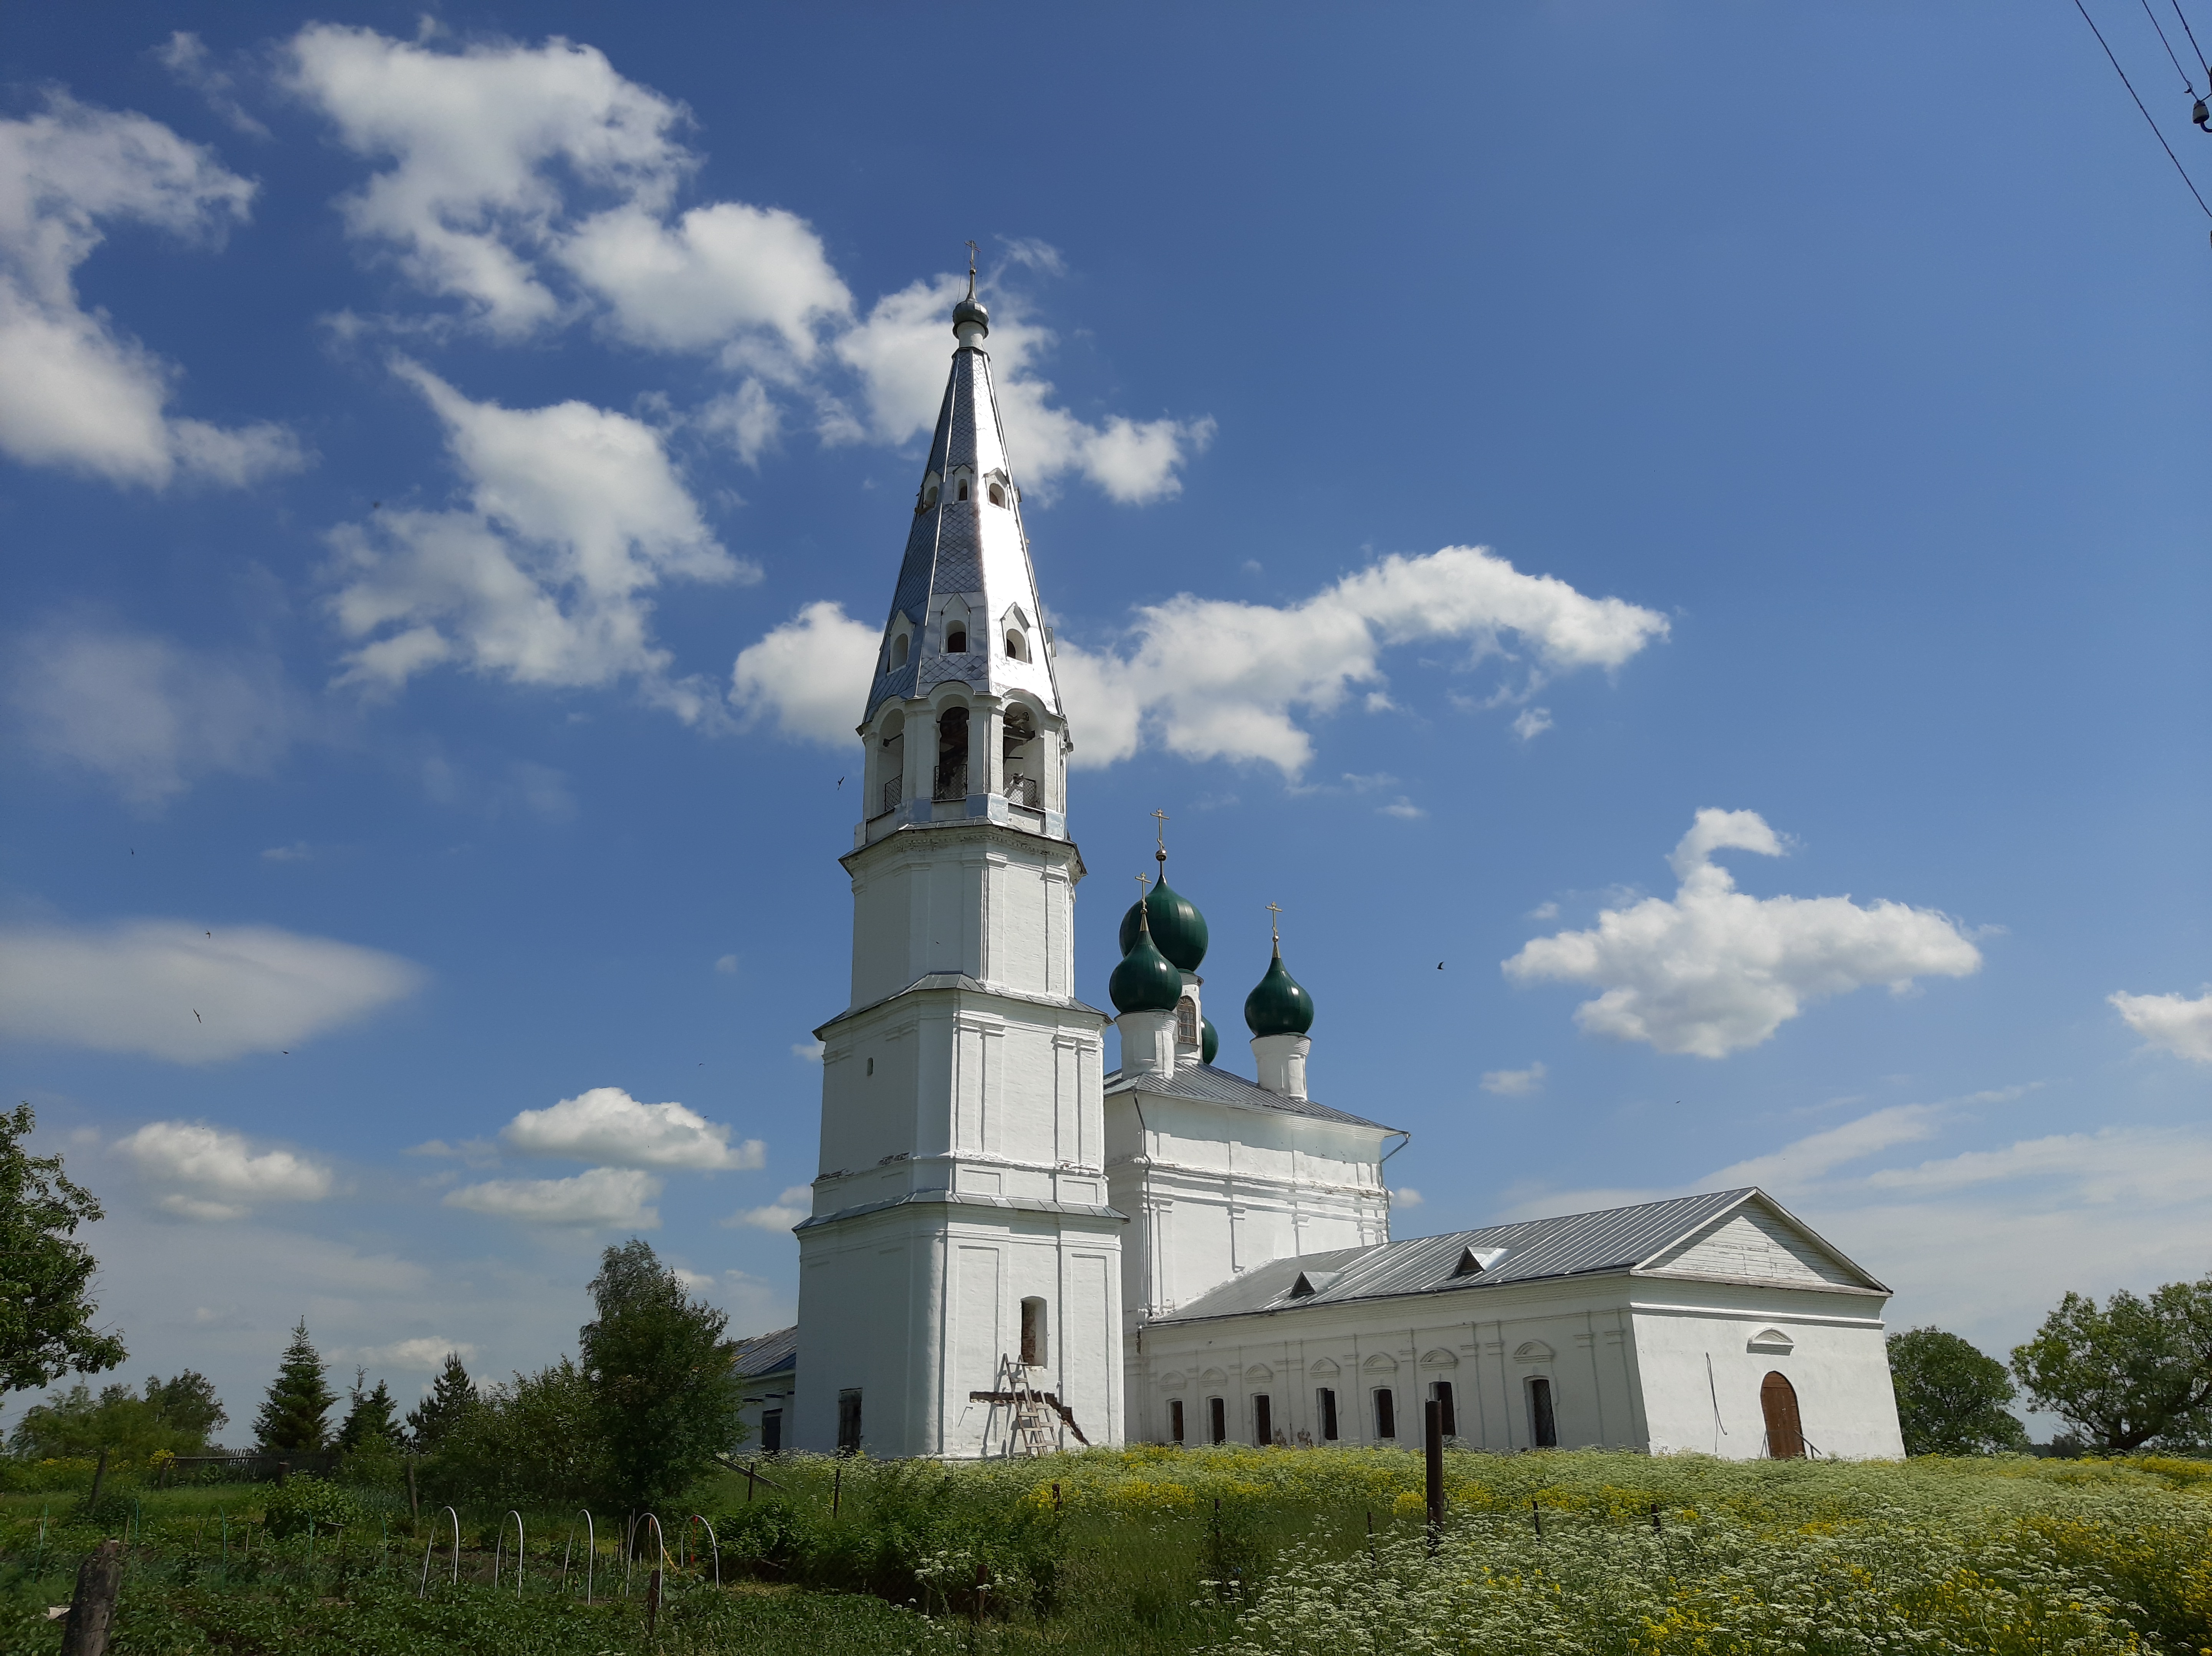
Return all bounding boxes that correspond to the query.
[864,298,1064,725]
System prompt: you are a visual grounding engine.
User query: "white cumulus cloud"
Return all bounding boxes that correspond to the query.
[7,627,306,810]
[348,1336,477,1371]
[1058,545,1669,774]
[285,28,1200,504]
[729,600,879,744]
[1480,1062,1546,1096]
[326,361,748,718]
[0,917,422,1062]
[0,94,302,487]
[117,1120,333,1220]
[444,1165,660,1227]
[500,1086,764,1171]
[725,1185,811,1232]
[2109,987,2212,1064]
[1503,809,1982,1057]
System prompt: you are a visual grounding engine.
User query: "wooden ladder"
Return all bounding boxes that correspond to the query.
[998,1355,1057,1457]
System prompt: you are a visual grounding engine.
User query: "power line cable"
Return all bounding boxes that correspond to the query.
[2170,0,2212,80]
[2139,0,2197,89]
[2073,0,2212,218]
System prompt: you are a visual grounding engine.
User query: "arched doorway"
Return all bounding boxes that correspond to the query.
[1760,1371,1804,1458]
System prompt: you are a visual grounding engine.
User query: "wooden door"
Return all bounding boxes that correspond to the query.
[1761,1371,1804,1458]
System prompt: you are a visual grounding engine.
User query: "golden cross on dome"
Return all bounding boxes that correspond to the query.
[1150,808,1169,862]
[1265,901,1282,944]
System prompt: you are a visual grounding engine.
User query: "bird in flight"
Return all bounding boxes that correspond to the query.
[1437,962,1445,970]
[192,1010,202,1023]
[836,777,845,788]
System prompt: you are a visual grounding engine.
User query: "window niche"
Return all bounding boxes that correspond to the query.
[1316,1386,1339,1441]
[988,482,1006,507]
[1527,1376,1557,1449]
[837,1389,863,1455]
[889,633,910,669]
[1373,1387,1397,1440]
[1020,1297,1048,1368]
[1253,1393,1274,1446]
[1169,1398,1185,1444]
[1208,1396,1227,1445]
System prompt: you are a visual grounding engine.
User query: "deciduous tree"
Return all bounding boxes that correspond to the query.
[1887,1327,2030,1455]
[0,1103,126,1394]
[2011,1276,2212,1453]
[579,1239,744,1510]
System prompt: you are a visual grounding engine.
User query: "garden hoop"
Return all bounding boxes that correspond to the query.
[686,1514,720,1586]
[561,1509,595,1603]
[492,1509,524,1596]
[416,1505,460,1599]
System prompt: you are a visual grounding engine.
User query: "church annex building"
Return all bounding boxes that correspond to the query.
[732,283,1907,1465]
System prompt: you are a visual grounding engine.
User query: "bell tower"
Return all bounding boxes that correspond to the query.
[791,275,1124,1456]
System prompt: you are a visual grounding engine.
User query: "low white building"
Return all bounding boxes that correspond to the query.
[770,281,1906,1463]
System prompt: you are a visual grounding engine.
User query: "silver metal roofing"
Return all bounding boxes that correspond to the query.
[1152,1187,1885,1325]
[864,328,1064,724]
[1104,1060,1397,1134]
[731,1324,797,1378]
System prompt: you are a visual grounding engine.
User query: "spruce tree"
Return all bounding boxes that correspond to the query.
[337,1370,402,1452]
[252,1318,335,1454]
[405,1351,477,1451]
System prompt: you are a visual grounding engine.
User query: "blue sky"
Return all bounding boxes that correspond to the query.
[2,3,2206,1437]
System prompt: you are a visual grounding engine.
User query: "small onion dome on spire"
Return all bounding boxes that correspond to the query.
[953,247,989,338]
[1244,937,1315,1037]
[1119,872,1208,973]
[1201,1016,1219,1065]
[1109,896,1184,1014]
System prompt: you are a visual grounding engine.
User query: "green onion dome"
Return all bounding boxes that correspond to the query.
[1201,1016,1219,1065]
[1119,873,1208,972]
[1109,905,1184,1015]
[1244,942,1315,1037]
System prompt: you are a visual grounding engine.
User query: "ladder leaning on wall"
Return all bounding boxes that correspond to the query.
[995,1354,1058,1457]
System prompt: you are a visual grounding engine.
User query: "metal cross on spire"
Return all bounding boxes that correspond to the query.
[1266,901,1283,944]
[965,240,978,298]
[1150,808,1170,867]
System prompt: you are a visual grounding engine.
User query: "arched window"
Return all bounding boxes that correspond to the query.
[1761,1371,1805,1459]
[945,624,968,654]
[933,708,969,801]
[957,479,969,501]
[922,484,938,510]
[890,634,909,669]
[1004,630,1028,662]
[988,482,1006,507]
[1175,996,1198,1046]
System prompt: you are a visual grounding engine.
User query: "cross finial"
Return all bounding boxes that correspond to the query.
[965,240,978,298]
[1266,901,1283,947]
[1150,808,1169,866]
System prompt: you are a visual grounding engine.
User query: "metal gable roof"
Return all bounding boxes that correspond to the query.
[730,1324,797,1378]
[1104,1061,1397,1133]
[1151,1187,1880,1325]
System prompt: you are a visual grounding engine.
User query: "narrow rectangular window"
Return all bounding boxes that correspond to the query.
[1208,1396,1227,1444]
[1528,1376,1557,1449]
[1169,1399,1185,1444]
[1020,1297,1047,1367]
[837,1388,863,1454]
[1317,1387,1339,1441]
[761,1408,783,1455]
[1374,1387,1396,1439]
[1253,1393,1273,1445]
[1433,1380,1457,1439]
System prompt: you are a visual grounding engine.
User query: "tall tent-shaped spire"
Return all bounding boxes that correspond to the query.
[865,286,1064,726]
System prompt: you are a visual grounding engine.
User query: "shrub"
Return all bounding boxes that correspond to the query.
[261,1475,366,1538]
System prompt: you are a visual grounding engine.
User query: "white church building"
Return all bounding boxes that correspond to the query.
[740,282,1907,1464]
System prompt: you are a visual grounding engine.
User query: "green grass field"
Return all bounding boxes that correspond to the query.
[3,1448,2207,1654]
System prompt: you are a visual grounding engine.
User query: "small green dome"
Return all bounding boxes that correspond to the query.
[1119,873,1208,972]
[1201,1016,1219,1065]
[1110,908,1184,1015]
[1244,946,1315,1037]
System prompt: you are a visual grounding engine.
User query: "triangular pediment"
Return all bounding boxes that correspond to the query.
[1641,1192,1884,1292]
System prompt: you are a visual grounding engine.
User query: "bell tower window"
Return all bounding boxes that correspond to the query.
[988,482,1006,507]
[1004,629,1028,662]
[944,624,967,654]
[890,633,909,669]
[957,479,969,501]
